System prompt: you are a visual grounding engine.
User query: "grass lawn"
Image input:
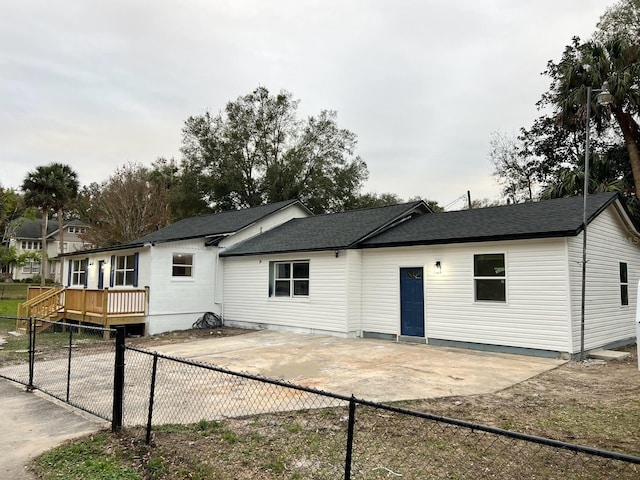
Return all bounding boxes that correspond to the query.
[0,298,108,367]
[29,345,640,479]
[0,299,20,319]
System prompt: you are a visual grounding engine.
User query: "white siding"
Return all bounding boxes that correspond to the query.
[218,204,310,249]
[223,252,350,335]
[345,250,362,334]
[146,239,218,333]
[362,238,572,352]
[567,204,640,352]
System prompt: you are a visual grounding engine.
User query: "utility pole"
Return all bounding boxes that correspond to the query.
[467,190,472,209]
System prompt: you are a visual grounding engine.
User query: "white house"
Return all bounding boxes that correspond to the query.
[60,193,639,357]
[61,199,311,334]
[7,218,90,282]
[220,193,640,357]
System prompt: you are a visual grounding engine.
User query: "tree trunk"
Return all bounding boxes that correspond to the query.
[58,207,64,284]
[613,109,640,198]
[40,214,48,287]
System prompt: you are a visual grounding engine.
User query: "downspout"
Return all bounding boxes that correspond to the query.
[214,246,223,320]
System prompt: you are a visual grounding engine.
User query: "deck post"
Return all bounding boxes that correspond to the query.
[81,288,87,323]
[102,288,109,330]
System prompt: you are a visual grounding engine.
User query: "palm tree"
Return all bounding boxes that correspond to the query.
[48,163,80,265]
[545,35,640,196]
[22,163,79,285]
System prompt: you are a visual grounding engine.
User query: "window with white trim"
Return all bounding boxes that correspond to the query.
[474,254,506,302]
[172,253,193,277]
[270,261,309,297]
[71,259,87,286]
[620,262,629,306]
[68,226,86,234]
[115,254,136,286]
[22,261,40,274]
[20,241,41,250]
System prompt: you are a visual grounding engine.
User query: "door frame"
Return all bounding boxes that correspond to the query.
[399,266,425,338]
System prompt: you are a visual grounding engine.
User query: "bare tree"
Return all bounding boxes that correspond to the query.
[77,163,171,247]
[489,131,540,203]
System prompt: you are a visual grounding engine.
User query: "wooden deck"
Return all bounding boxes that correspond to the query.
[18,286,149,335]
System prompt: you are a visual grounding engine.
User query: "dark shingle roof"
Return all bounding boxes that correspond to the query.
[362,193,624,248]
[220,201,428,257]
[129,199,304,245]
[12,218,86,239]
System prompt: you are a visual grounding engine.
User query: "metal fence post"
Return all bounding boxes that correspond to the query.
[27,317,36,391]
[66,327,73,402]
[112,326,126,432]
[146,353,159,445]
[344,395,357,480]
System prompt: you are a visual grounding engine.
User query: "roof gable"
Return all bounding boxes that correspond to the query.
[362,193,625,248]
[221,201,429,257]
[128,199,307,245]
[12,218,86,239]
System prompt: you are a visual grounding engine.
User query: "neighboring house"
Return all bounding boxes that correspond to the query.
[61,193,639,357]
[7,218,90,282]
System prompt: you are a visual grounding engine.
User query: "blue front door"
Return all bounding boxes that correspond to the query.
[400,267,425,337]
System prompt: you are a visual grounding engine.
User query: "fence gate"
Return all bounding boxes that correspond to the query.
[0,317,124,430]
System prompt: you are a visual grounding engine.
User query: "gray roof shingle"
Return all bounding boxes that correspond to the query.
[129,199,304,245]
[362,192,623,248]
[221,193,628,256]
[220,201,428,257]
[12,218,87,239]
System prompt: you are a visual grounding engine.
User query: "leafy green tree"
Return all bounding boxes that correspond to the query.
[173,86,368,216]
[0,187,28,278]
[347,192,404,209]
[595,0,640,44]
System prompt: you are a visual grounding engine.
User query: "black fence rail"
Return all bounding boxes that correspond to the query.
[0,317,118,422]
[125,346,640,479]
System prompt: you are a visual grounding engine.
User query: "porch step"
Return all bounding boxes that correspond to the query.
[588,349,630,361]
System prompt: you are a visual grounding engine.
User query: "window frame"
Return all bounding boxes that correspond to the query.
[22,260,40,274]
[20,241,42,250]
[620,262,629,306]
[172,253,194,278]
[270,260,310,298]
[473,253,507,303]
[70,259,87,286]
[113,254,137,287]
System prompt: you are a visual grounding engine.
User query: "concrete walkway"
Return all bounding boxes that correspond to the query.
[0,379,107,479]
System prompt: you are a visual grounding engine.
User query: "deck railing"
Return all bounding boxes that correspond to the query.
[19,286,149,332]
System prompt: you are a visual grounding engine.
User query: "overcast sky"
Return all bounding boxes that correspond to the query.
[1,0,610,209]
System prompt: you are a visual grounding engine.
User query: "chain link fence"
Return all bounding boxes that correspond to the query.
[124,346,640,479]
[0,317,117,421]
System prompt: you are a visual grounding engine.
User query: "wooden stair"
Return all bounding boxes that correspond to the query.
[17,287,65,334]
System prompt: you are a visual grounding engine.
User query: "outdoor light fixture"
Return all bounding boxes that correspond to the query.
[434,261,442,274]
[580,83,613,360]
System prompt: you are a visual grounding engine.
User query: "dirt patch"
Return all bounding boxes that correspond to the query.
[126,326,250,348]
[404,344,640,455]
